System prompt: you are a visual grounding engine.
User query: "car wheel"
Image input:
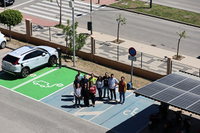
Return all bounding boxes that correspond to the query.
[0,41,6,49]
[21,67,29,78]
[48,56,56,67]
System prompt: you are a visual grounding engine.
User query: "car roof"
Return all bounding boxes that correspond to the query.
[8,45,55,58]
[8,45,35,58]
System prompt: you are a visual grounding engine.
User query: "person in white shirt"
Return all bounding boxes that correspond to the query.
[108,74,119,101]
[96,76,104,99]
[74,82,82,108]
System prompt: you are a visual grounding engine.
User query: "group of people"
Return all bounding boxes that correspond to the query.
[73,71,127,108]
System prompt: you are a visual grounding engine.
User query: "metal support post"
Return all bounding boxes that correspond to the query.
[117,46,119,61]
[94,39,95,54]
[49,27,51,41]
[31,23,32,36]
[70,0,75,67]
[150,0,152,8]
[141,52,142,68]
[4,0,6,10]
[130,60,133,84]
[90,0,93,34]
[57,47,62,68]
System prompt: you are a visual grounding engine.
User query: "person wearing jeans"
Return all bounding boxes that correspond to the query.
[108,74,119,101]
[89,81,96,107]
[103,72,110,99]
[74,82,82,108]
[118,76,127,104]
[96,76,104,99]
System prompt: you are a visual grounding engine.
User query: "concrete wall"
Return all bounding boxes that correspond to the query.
[0,24,164,81]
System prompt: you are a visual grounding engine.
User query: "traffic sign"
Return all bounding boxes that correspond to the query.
[129,47,137,57]
[128,55,137,61]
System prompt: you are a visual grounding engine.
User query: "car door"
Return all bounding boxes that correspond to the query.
[22,51,38,69]
[36,50,49,66]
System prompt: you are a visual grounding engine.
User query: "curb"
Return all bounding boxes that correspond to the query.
[106,5,200,29]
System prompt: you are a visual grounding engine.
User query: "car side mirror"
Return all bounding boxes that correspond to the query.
[42,53,46,56]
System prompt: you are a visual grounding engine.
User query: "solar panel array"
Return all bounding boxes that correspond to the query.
[134,72,200,115]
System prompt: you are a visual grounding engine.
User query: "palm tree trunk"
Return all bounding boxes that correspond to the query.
[176,38,181,59]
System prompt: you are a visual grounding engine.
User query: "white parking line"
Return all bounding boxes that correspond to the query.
[10,0,35,9]
[39,83,73,101]
[11,68,58,90]
[88,93,133,121]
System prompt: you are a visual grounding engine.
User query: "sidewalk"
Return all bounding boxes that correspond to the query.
[1,20,199,76]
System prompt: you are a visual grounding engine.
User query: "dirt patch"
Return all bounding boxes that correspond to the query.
[5,37,152,89]
[112,39,125,44]
[61,55,151,89]
[172,55,185,61]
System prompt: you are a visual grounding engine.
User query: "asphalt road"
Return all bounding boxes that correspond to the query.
[141,0,200,14]
[76,7,200,58]
[7,0,200,58]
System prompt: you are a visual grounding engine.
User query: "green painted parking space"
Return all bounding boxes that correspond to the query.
[0,66,55,89]
[14,67,78,100]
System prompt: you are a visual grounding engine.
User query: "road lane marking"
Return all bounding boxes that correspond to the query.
[89,93,133,121]
[10,0,35,9]
[11,68,58,90]
[39,83,73,101]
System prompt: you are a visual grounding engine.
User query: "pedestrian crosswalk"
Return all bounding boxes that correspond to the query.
[19,0,103,23]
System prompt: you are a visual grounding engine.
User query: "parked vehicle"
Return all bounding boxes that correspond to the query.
[0,0,15,6]
[0,31,6,49]
[148,103,169,130]
[1,45,58,78]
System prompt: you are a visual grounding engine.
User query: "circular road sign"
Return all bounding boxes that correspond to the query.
[129,47,137,57]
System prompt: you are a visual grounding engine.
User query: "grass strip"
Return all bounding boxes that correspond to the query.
[110,0,200,26]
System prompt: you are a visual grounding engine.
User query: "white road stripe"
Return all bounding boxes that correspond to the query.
[64,0,100,8]
[36,2,88,15]
[39,83,73,101]
[24,7,72,20]
[30,5,74,17]
[9,0,34,9]
[20,9,70,22]
[11,68,58,90]
[61,1,99,11]
[41,1,90,13]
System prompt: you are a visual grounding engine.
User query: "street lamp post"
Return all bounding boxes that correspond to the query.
[69,0,75,67]
[4,0,6,10]
[90,0,92,34]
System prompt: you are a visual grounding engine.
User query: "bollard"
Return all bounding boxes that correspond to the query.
[57,47,62,69]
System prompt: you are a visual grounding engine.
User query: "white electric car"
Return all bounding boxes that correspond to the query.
[2,45,58,78]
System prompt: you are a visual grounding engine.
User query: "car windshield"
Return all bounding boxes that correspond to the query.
[3,55,19,64]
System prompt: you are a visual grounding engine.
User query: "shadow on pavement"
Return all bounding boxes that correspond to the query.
[106,104,158,133]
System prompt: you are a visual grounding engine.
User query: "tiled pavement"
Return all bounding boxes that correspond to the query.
[1,21,199,76]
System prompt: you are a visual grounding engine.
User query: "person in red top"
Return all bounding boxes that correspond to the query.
[89,81,96,107]
[118,76,127,104]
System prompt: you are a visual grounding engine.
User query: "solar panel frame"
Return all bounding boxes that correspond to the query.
[134,72,200,115]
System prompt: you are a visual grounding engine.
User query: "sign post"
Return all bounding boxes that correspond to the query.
[128,47,137,85]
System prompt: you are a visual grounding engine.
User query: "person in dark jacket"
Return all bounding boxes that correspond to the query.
[81,83,90,107]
